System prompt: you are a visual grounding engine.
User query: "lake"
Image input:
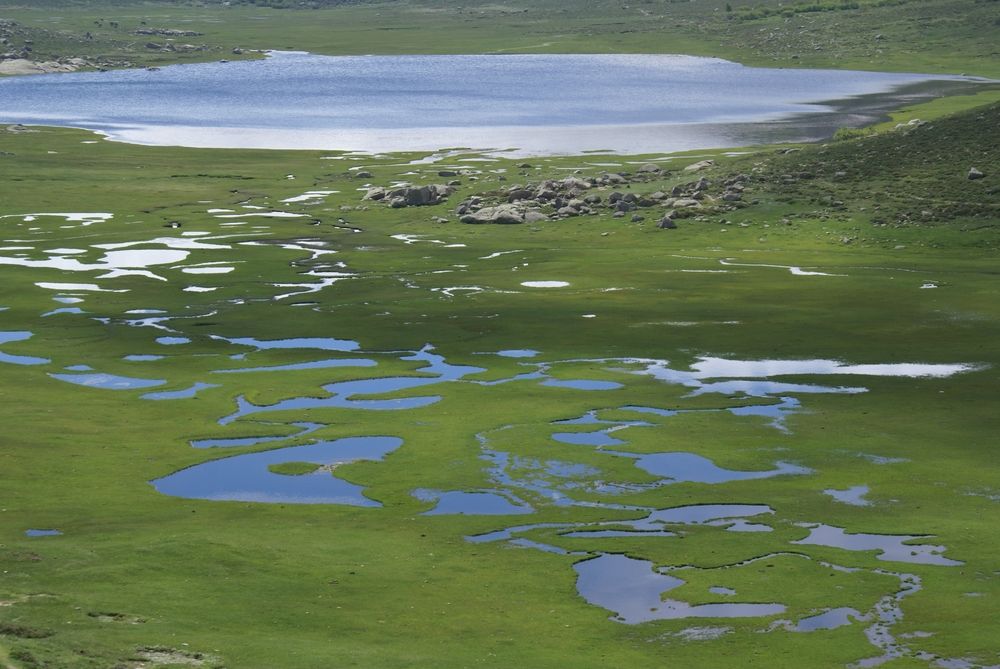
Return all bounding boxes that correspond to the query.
[0,51,984,155]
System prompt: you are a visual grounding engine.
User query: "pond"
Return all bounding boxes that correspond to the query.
[0,52,984,155]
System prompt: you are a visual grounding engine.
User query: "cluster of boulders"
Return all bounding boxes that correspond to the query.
[362,184,457,208]
[0,18,125,74]
[144,42,207,52]
[455,171,750,227]
[358,162,753,228]
[134,28,203,37]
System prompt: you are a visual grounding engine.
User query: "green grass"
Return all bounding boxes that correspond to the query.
[2,0,999,78]
[0,102,998,667]
[268,461,322,475]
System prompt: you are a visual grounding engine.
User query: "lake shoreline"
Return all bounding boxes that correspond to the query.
[1,51,990,158]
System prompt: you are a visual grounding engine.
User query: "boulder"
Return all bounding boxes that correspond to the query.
[638,163,661,173]
[461,205,524,225]
[658,216,677,229]
[506,189,534,203]
[404,185,437,206]
[524,211,549,223]
[560,177,592,191]
[683,160,715,172]
[362,187,386,201]
[969,167,985,180]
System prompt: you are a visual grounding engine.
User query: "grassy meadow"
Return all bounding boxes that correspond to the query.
[1,1,999,667]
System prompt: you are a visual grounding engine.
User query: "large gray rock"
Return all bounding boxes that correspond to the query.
[560,177,592,191]
[969,167,985,180]
[461,205,525,225]
[684,159,715,172]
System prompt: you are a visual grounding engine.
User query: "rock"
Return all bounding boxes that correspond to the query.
[673,199,700,208]
[638,163,661,173]
[722,192,742,202]
[0,58,86,75]
[354,171,373,179]
[557,206,580,217]
[583,194,602,205]
[135,28,203,37]
[658,216,677,229]
[524,211,549,224]
[969,167,985,180]
[506,189,534,203]
[560,177,591,191]
[631,214,645,222]
[362,187,386,201]
[437,170,458,177]
[612,211,625,219]
[432,216,449,223]
[518,163,533,169]
[683,160,715,172]
[607,191,624,204]
[232,47,244,55]
[389,197,407,209]
[404,185,437,206]
[461,205,524,225]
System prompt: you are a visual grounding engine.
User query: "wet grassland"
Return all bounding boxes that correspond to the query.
[1,100,1000,667]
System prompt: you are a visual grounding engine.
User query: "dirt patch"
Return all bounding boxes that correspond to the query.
[88,611,146,624]
[129,647,220,668]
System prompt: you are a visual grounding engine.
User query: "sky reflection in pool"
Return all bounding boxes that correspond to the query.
[824,485,872,507]
[213,357,377,374]
[495,349,539,358]
[414,489,533,515]
[220,346,484,423]
[0,331,50,365]
[552,431,626,447]
[792,607,863,632]
[574,554,786,624]
[606,451,810,484]
[152,436,402,505]
[141,382,219,400]
[49,372,166,390]
[792,524,963,566]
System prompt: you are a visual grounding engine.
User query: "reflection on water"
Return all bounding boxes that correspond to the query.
[0,52,986,155]
[574,554,786,624]
[152,436,403,505]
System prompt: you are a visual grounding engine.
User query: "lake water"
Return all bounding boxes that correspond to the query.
[0,51,983,155]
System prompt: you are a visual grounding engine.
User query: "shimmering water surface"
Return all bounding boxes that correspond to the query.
[0,52,982,155]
